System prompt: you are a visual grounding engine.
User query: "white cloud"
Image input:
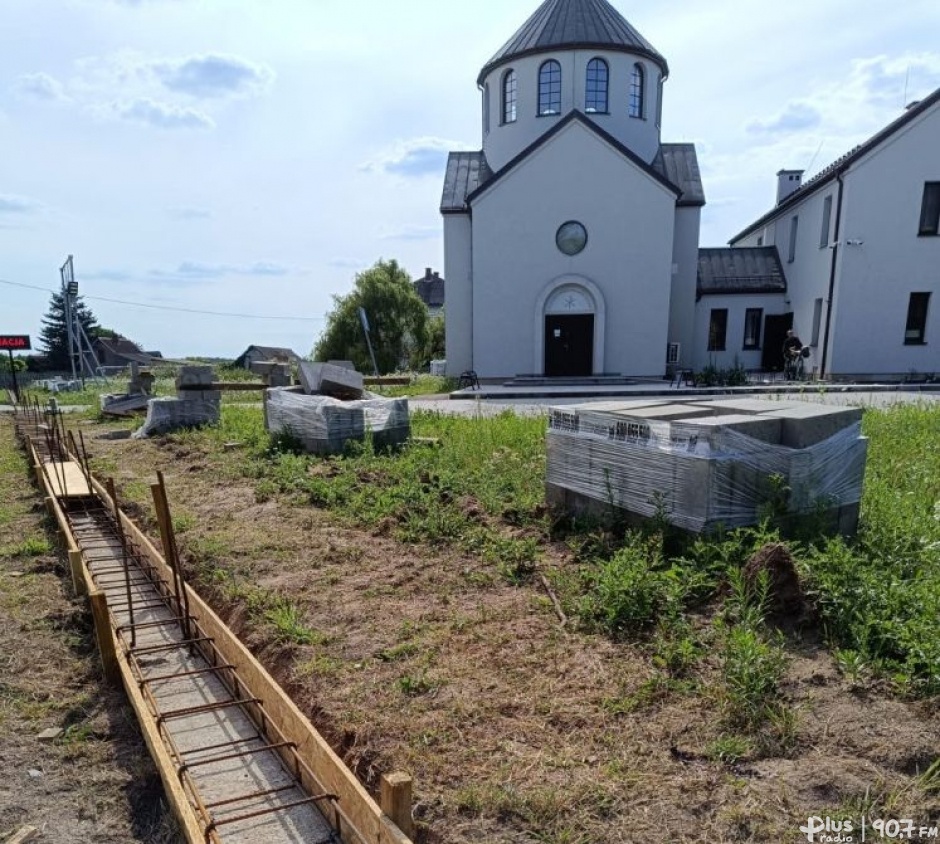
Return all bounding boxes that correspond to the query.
[152,54,274,99]
[149,261,292,280]
[746,102,821,137]
[362,136,463,178]
[117,98,215,129]
[12,72,69,102]
[0,194,42,215]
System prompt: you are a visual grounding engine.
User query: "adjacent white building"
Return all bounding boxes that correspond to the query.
[729,99,940,380]
[441,0,940,381]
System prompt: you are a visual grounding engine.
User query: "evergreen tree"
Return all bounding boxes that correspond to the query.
[313,259,429,374]
[39,291,99,371]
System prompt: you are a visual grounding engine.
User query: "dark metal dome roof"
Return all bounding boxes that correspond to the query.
[478,0,667,85]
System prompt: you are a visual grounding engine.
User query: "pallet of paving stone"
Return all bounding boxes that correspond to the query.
[266,388,410,455]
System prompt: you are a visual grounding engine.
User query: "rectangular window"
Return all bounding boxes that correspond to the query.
[757,235,764,247]
[919,182,940,235]
[905,292,931,344]
[708,309,728,351]
[820,195,833,248]
[788,215,799,262]
[811,298,823,346]
[743,308,762,350]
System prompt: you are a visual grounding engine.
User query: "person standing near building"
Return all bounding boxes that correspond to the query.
[782,329,803,379]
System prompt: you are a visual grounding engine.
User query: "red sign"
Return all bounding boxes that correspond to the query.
[0,335,31,350]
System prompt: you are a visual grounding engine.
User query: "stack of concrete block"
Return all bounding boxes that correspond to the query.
[100,362,157,417]
[264,388,410,455]
[546,398,867,536]
[250,360,292,387]
[133,366,221,438]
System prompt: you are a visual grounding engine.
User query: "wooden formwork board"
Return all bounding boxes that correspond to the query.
[87,473,413,844]
[25,428,413,844]
[43,460,93,498]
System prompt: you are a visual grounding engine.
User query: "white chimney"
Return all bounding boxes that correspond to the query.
[776,169,804,205]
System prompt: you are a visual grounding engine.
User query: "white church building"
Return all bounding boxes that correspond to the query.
[441,0,940,381]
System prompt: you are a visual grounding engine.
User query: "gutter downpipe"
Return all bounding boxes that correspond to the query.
[819,171,845,380]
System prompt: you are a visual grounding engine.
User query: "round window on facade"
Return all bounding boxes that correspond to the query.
[556,221,588,256]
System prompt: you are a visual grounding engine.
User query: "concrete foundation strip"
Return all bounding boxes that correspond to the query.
[11,399,415,844]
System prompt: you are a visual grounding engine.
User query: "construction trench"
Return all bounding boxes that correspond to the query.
[11,399,414,844]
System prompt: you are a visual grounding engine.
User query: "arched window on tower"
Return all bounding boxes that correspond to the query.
[585,58,608,113]
[629,63,645,118]
[502,70,517,124]
[538,60,562,116]
[483,83,490,134]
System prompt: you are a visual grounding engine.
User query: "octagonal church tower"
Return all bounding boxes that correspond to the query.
[442,0,705,380]
[480,0,668,171]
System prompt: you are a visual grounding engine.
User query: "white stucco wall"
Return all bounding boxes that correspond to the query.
[826,103,940,378]
[443,215,473,375]
[732,102,940,379]
[481,51,662,172]
[469,120,676,378]
[668,206,701,368]
[733,185,835,348]
[691,294,788,371]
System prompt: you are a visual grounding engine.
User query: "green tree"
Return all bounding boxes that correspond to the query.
[425,315,445,364]
[0,355,27,374]
[314,259,429,373]
[38,291,99,371]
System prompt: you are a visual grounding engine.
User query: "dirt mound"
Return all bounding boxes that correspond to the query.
[744,542,808,623]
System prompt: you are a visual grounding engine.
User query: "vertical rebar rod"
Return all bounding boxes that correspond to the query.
[77,430,93,480]
[151,472,191,640]
[106,477,135,648]
[42,427,64,497]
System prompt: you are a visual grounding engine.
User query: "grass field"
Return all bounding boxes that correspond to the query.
[7,398,938,842]
[169,401,940,698]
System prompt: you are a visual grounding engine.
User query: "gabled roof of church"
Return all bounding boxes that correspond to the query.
[441,152,492,214]
[654,144,705,207]
[697,247,787,297]
[477,0,667,85]
[441,112,703,214]
[730,84,940,244]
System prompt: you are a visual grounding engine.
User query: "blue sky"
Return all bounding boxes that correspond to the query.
[2,0,939,358]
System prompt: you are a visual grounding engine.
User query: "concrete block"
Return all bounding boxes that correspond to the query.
[298,361,364,400]
[182,390,222,404]
[690,397,796,415]
[176,366,214,389]
[764,404,862,448]
[608,404,716,421]
[679,414,783,446]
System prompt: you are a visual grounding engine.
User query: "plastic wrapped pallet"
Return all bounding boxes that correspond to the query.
[265,389,410,454]
[133,397,221,438]
[546,403,867,535]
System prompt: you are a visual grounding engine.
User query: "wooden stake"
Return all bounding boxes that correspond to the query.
[539,573,568,628]
[380,771,415,838]
[88,590,120,684]
[68,549,87,597]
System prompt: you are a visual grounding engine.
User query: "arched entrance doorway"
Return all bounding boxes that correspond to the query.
[542,284,596,377]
